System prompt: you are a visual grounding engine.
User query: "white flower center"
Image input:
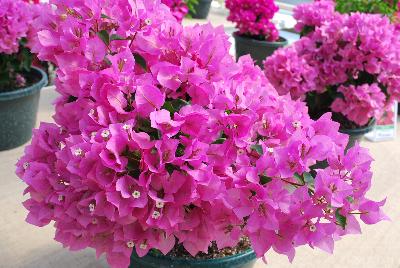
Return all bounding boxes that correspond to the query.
[127,241,135,248]
[139,243,147,249]
[309,224,317,232]
[152,211,161,219]
[132,190,141,199]
[101,129,110,139]
[89,203,95,212]
[123,124,131,130]
[74,148,83,157]
[156,201,164,209]
[292,121,302,128]
[23,162,30,169]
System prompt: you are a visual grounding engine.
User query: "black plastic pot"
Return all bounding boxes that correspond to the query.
[189,0,212,19]
[234,32,288,67]
[339,119,376,151]
[130,249,257,268]
[0,67,48,151]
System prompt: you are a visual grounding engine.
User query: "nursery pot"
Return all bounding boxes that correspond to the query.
[234,32,288,67]
[339,119,376,150]
[189,0,212,19]
[0,67,48,151]
[130,249,257,268]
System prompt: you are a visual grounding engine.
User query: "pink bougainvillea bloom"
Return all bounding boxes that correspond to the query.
[17,1,387,268]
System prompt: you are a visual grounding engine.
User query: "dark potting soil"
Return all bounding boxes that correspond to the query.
[0,71,41,93]
[162,237,252,260]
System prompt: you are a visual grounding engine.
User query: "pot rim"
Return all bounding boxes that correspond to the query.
[0,66,48,101]
[339,118,376,135]
[233,32,288,47]
[131,248,256,265]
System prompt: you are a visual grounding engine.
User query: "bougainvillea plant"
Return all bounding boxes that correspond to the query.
[226,0,279,41]
[265,8,400,128]
[18,1,387,268]
[161,0,189,22]
[0,0,34,91]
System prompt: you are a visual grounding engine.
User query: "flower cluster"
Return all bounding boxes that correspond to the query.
[0,0,37,90]
[265,11,400,126]
[226,0,279,41]
[18,1,387,268]
[161,0,188,22]
[0,0,32,54]
[293,0,336,34]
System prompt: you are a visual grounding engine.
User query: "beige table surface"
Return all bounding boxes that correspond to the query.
[1,83,399,268]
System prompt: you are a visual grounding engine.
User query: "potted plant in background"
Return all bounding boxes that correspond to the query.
[18,1,387,268]
[265,4,400,149]
[0,0,48,151]
[188,0,213,19]
[226,0,288,67]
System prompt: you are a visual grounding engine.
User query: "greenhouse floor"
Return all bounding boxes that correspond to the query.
[1,11,399,268]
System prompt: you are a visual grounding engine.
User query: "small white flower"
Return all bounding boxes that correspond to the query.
[59,142,66,150]
[145,18,152,25]
[91,132,97,138]
[58,195,64,201]
[59,180,70,186]
[74,148,83,157]
[267,147,274,153]
[23,162,30,169]
[132,190,141,199]
[292,121,302,129]
[126,241,135,248]
[123,124,131,130]
[89,203,96,212]
[89,109,95,115]
[152,211,161,219]
[139,243,147,249]
[309,224,317,232]
[156,201,164,209]
[101,129,110,139]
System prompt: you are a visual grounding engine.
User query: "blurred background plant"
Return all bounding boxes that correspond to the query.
[335,0,399,17]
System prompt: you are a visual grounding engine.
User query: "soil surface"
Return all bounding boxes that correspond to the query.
[162,237,252,260]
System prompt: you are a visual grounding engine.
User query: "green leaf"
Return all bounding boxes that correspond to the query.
[110,34,126,41]
[294,173,305,184]
[101,13,111,19]
[175,143,186,157]
[335,208,347,230]
[97,30,110,46]
[303,172,314,184]
[259,174,272,185]
[212,138,226,144]
[346,196,354,203]
[165,163,180,175]
[251,144,263,155]
[133,53,147,71]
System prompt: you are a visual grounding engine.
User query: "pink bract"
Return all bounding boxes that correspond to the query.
[17,1,387,268]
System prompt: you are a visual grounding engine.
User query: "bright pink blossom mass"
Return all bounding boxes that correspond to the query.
[18,1,387,268]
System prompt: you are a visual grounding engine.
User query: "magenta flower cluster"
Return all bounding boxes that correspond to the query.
[161,0,188,22]
[18,1,387,268]
[293,0,337,33]
[0,0,32,54]
[265,10,400,126]
[226,0,279,41]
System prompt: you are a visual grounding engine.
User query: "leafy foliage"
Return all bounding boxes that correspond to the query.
[335,0,399,16]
